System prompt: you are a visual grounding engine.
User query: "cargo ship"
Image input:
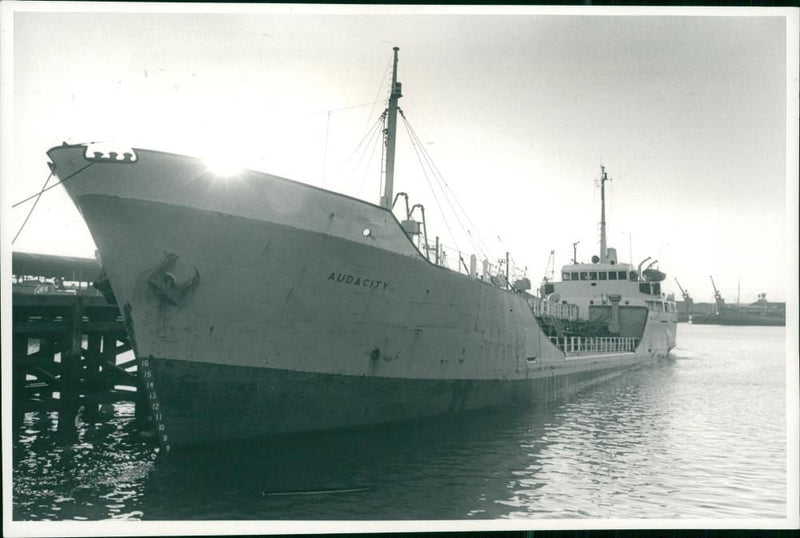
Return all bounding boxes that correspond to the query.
[46,48,676,449]
[690,277,785,326]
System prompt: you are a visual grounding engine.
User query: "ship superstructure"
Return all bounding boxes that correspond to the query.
[538,166,677,353]
[690,277,785,326]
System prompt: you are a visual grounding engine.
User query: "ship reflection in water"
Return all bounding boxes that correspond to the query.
[12,324,786,522]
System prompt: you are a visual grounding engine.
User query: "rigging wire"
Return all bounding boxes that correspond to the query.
[320,100,387,187]
[323,100,386,114]
[334,114,384,192]
[356,121,384,198]
[321,110,331,187]
[364,58,393,133]
[400,111,491,257]
[377,112,387,203]
[435,159,491,256]
[399,116,462,256]
[351,114,386,196]
[325,55,391,189]
[399,112,490,259]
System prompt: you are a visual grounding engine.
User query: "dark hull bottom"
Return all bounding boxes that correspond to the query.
[148,357,647,447]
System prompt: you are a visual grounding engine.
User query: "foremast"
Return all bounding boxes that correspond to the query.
[380,47,403,209]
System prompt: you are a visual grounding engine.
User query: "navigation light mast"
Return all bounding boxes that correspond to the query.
[599,165,609,263]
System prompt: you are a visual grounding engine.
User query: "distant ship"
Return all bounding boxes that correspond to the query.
[46,47,677,449]
[690,277,785,326]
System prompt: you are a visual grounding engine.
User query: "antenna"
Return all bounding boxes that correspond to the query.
[628,232,633,266]
[571,241,580,264]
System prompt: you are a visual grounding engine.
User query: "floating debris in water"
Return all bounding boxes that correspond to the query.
[262,486,371,497]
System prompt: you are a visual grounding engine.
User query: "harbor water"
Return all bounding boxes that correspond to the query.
[12,324,789,521]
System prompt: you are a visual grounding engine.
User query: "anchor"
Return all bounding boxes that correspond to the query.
[147,253,200,305]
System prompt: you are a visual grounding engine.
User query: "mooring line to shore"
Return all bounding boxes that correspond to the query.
[12,161,96,209]
[12,172,52,243]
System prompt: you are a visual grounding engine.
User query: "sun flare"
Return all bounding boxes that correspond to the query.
[203,154,242,178]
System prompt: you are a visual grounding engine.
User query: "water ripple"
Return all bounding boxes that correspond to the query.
[12,325,787,521]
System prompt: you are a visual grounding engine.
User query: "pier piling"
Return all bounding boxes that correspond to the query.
[12,252,144,438]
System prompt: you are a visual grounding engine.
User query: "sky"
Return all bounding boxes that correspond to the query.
[2,4,797,305]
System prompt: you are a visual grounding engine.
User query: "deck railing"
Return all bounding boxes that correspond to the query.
[549,336,638,356]
[526,295,580,320]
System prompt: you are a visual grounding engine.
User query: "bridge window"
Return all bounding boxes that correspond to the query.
[646,300,663,312]
[589,271,597,280]
[608,271,618,280]
[630,272,639,282]
[598,272,607,280]
[618,271,627,280]
[571,272,579,280]
[562,272,571,281]
[579,272,588,280]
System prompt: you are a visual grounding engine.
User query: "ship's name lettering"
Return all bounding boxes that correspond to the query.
[328,272,389,290]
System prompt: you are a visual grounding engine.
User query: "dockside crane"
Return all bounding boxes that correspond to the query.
[710,275,725,313]
[542,250,555,285]
[674,278,693,319]
[674,278,692,303]
[540,250,555,296]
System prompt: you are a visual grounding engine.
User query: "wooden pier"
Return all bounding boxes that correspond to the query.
[11,252,147,437]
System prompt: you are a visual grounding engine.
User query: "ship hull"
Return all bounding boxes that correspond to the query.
[48,145,677,448]
[690,314,784,326]
[147,355,643,445]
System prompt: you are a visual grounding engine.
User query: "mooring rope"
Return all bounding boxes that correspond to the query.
[11,161,96,244]
[12,161,96,208]
[12,172,52,244]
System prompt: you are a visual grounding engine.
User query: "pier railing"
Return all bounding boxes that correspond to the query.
[549,336,638,356]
